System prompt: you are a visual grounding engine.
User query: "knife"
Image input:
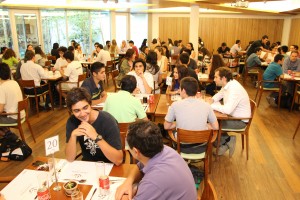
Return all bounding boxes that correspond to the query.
[89,188,97,200]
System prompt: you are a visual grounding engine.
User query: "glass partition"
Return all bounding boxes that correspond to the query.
[0,9,12,49]
[130,13,148,50]
[41,10,67,54]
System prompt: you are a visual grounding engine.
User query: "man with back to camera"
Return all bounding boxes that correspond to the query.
[208,67,251,156]
[81,62,107,105]
[95,44,111,66]
[65,87,123,165]
[164,77,218,154]
[103,75,147,123]
[115,121,197,200]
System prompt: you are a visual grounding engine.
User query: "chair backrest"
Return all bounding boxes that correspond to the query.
[19,79,35,88]
[249,99,256,123]
[111,69,120,92]
[201,178,218,200]
[47,55,56,61]
[118,122,130,133]
[77,73,86,87]
[17,98,29,122]
[45,60,52,68]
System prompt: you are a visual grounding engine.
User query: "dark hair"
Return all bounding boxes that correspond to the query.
[129,40,134,44]
[292,45,299,50]
[199,47,211,58]
[98,44,104,49]
[3,49,16,60]
[209,54,226,79]
[281,45,288,53]
[120,75,137,93]
[27,44,33,50]
[179,52,190,65]
[140,39,147,51]
[155,46,164,56]
[168,38,174,46]
[215,67,233,82]
[58,46,68,53]
[162,45,170,59]
[94,42,100,47]
[236,40,240,44]
[75,43,81,49]
[187,42,194,51]
[181,48,191,56]
[174,40,179,47]
[274,54,284,62]
[66,87,92,111]
[152,38,157,44]
[24,50,35,63]
[262,35,268,39]
[180,77,198,96]
[0,63,11,80]
[276,41,281,46]
[141,46,149,54]
[91,62,105,74]
[254,47,262,53]
[119,49,135,67]
[34,46,46,58]
[146,51,159,75]
[172,64,189,91]
[1,47,7,54]
[221,42,227,47]
[106,40,110,45]
[71,40,76,43]
[133,58,146,72]
[68,46,75,52]
[291,50,299,55]
[53,43,59,49]
[63,51,74,61]
[127,121,163,158]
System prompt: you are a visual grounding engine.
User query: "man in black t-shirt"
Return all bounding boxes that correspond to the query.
[217,42,230,55]
[81,62,107,105]
[65,87,123,165]
[246,35,270,56]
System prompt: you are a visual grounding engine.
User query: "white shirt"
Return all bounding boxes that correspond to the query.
[64,61,83,82]
[0,80,25,119]
[95,49,111,65]
[75,50,84,61]
[54,57,68,71]
[211,79,251,119]
[20,60,49,86]
[230,44,242,55]
[127,71,154,94]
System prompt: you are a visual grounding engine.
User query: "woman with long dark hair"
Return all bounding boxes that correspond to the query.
[206,54,225,96]
[2,49,18,69]
[116,49,135,85]
[34,46,48,67]
[166,64,189,95]
[146,50,162,94]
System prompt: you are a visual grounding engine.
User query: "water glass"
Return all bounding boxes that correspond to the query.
[201,90,206,101]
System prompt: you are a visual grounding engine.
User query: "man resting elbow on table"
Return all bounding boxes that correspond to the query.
[65,87,123,166]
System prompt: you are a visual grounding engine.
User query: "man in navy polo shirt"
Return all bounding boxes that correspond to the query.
[81,62,107,105]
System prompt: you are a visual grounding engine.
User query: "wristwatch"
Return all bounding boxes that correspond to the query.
[94,135,103,143]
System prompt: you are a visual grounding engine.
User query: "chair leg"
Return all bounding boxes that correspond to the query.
[257,88,264,107]
[241,134,244,150]
[246,133,249,160]
[26,119,36,143]
[18,123,26,142]
[254,86,259,102]
[59,90,62,109]
[216,129,222,157]
[290,91,297,112]
[293,120,300,139]
[35,96,39,117]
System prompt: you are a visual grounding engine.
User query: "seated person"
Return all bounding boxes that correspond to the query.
[116,49,135,86]
[65,87,123,165]
[282,51,300,94]
[104,75,147,123]
[20,50,51,109]
[179,52,199,81]
[217,42,230,55]
[230,40,242,56]
[53,46,68,71]
[34,46,48,67]
[57,51,83,99]
[166,65,189,95]
[164,77,218,154]
[81,62,107,105]
[128,59,153,94]
[0,63,24,127]
[263,54,284,88]
[246,47,262,68]
[115,121,197,200]
[180,48,198,72]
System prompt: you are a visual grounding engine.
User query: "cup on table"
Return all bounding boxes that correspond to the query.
[71,190,83,200]
[95,161,110,195]
[37,173,50,200]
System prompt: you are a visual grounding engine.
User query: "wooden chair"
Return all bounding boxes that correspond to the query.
[44,60,52,69]
[243,61,260,86]
[118,123,135,164]
[293,118,300,139]
[47,55,56,62]
[0,98,35,142]
[254,72,282,108]
[104,61,114,86]
[110,69,121,92]
[19,80,54,117]
[291,83,300,111]
[58,73,86,108]
[218,99,256,160]
[168,129,215,173]
[200,178,218,200]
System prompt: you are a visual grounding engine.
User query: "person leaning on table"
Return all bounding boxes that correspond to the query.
[65,87,123,165]
[115,121,197,200]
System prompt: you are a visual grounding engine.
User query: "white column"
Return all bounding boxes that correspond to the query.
[189,5,199,59]
[282,17,291,45]
[110,11,116,40]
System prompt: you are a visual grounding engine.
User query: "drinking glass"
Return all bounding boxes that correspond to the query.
[48,158,61,191]
[71,191,83,200]
[201,90,206,101]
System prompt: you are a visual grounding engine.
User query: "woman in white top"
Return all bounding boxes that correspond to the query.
[127,58,153,94]
[186,42,196,60]
[54,46,68,71]
[154,46,168,72]
[146,51,162,94]
[119,40,128,54]
[109,39,120,57]
[34,46,48,67]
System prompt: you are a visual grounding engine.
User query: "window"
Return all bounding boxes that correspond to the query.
[91,11,110,54]
[130,13,148,50]
[41,10,67,54]
[0,9,12,49]
[116,14,128,46]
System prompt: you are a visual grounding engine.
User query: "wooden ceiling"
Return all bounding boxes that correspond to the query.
[0,0,299,16]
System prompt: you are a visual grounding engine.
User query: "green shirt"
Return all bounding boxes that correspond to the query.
[2,57,18,68]
[103,90,146,123]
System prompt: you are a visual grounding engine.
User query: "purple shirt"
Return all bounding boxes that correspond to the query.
[134,145,197,200]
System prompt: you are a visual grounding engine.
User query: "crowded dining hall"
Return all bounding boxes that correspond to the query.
[0,0,300,199]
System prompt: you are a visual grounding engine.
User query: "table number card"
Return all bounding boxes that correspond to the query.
[45,135,59,156]
[166,77,172,86]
